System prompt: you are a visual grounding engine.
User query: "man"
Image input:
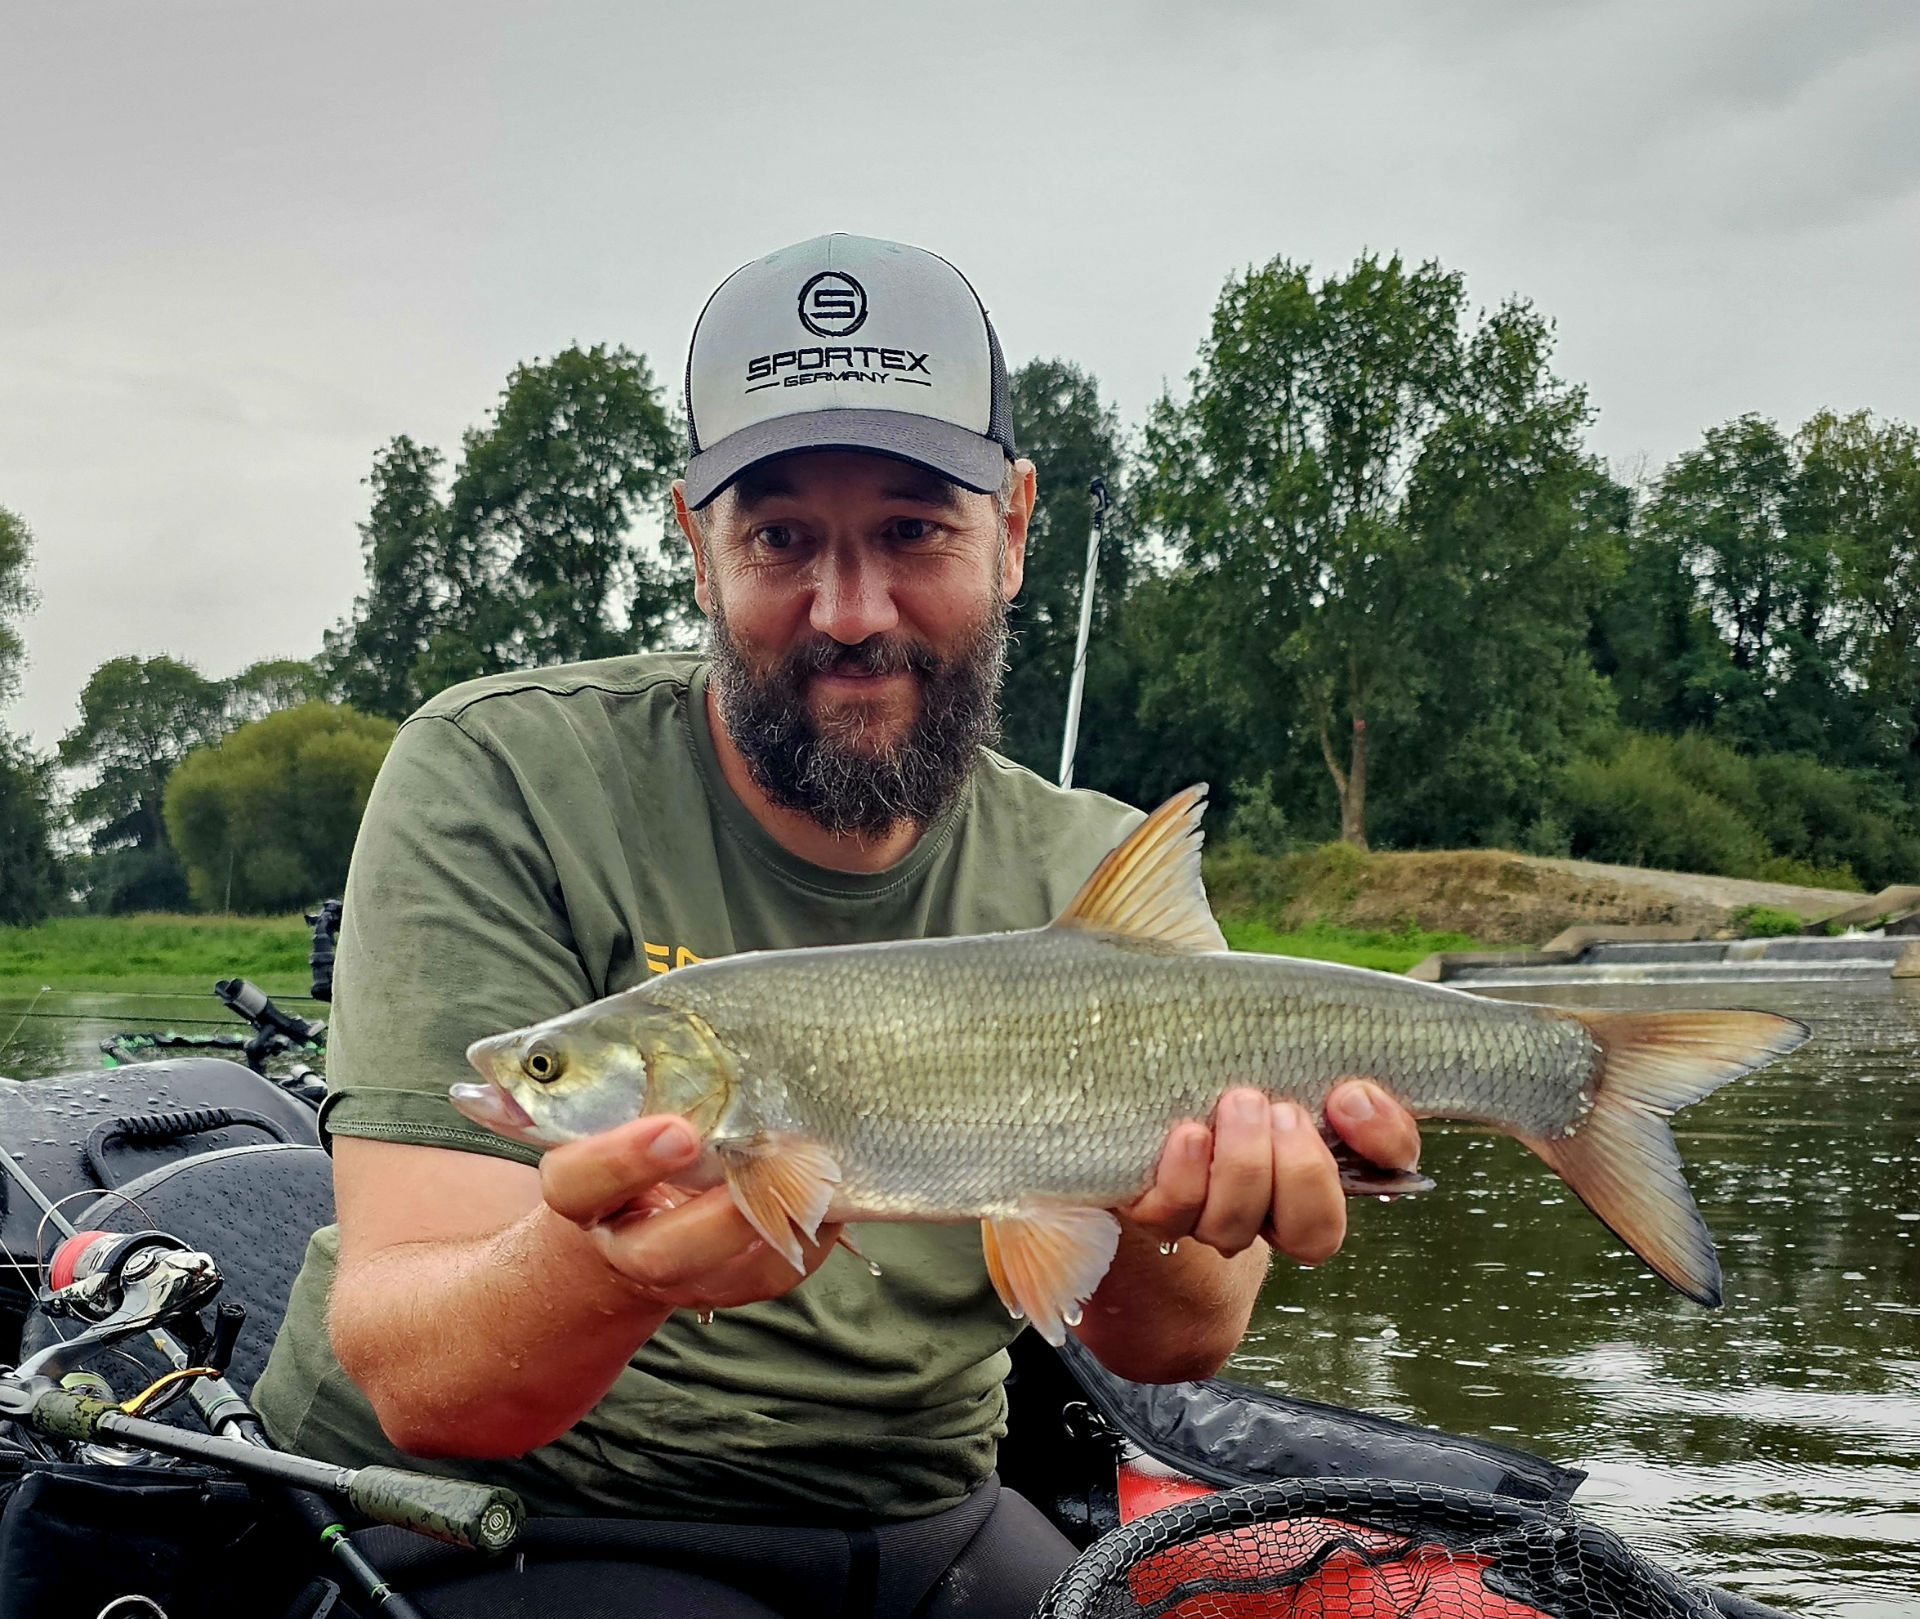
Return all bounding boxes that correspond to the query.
[255,234,1421,1617]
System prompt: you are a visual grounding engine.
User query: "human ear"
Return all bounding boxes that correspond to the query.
[673,481,716,616]
[1000,459,1037,601]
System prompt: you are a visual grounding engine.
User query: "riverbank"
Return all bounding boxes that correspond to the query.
[1203,841,1867,948]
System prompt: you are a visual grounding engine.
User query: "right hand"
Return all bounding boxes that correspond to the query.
[539,1114,842,1316]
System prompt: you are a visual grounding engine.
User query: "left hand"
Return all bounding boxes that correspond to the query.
[1117,1080,1420,1267]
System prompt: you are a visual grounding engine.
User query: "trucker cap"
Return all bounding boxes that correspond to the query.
[682,233,1017,510]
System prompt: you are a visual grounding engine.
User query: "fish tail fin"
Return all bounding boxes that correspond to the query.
[1519,1008,1809,1307]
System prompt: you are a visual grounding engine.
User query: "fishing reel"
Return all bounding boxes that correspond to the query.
[17,1228,234,1392]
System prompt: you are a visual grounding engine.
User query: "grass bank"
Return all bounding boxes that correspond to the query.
[1,901,1456,995]
[0,914,312,991]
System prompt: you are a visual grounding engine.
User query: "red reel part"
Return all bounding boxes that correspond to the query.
[49,1230,113,1290]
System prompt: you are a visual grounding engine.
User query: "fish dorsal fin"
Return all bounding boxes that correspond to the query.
[1052,784,1227,953]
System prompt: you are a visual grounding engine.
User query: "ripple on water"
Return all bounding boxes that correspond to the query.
[1233,977,1920,1618]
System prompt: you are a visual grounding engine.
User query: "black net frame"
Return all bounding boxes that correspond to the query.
[1036,1478,1790,1619]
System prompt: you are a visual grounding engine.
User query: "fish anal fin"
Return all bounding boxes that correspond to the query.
[721,1136,843,1273]
[981,1206,1122,1346]
[1525,1007,1810,1306]
[1052,785,1227,954]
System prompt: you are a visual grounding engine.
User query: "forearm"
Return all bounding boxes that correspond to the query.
[1073,1217,1268,1383]
[330,1201,670,1458]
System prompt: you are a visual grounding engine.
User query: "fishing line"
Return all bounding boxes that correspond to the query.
[0,983,52,1063]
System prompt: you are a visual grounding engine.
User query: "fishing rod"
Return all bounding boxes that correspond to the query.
[0,1141,514,1613]
[1058,475,1110,790]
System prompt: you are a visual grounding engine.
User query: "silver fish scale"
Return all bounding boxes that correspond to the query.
[648,929,1600,1218]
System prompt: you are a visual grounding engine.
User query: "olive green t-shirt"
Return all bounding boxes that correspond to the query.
[253,652,1141,1523]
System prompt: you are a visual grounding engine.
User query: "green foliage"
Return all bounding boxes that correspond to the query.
[0,913,311,980]
[1136,253,1619,849]
[0,736,61,924]
[1732,904,1808,938]
[1556,730,1917,887]
[0,507,60,924]
[1801,410,1920,776]
[1219,916,1485,974]
[0,506,35,708]
[58,656,226,910]
[323,436,448,721]
[163,703,395,914]
[327,347,684,718]
[225,658,329,727]
[998,359,1135,778]
[1222,773,1292,856]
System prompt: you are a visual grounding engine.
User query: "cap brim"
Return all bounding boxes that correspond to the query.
[684,409,1008,509]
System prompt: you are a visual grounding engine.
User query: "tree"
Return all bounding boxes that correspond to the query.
[326,349,682,713]
[164,703,396,914]
[323,436,449,721]
[225,658,330,727]
[426,344,680,685]
[1799,410,1920,779]
[0,506,32,709]
[0,507,61,923]
[998,360,1136,777]
[59,656,226,911]
[1139,254,1612,848]
[1637,415,1848,759]
[0,737,61,924]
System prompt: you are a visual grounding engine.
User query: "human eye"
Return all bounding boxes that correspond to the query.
[888,517,941,543]
[752,524,797,552]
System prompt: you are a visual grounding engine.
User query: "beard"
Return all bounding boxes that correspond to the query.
[706,596,1009,841]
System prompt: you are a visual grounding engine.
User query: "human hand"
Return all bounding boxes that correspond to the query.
[539,1115,842,1316]
[1117,1080,1420,1267]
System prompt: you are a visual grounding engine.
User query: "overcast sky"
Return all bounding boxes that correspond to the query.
[3,0,1916,748]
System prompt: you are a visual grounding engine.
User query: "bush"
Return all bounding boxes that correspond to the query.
[1733,903,1805,938]
[1556,730,1920,886]
[1223,773,1293,856]
[1559,735,1770,876]
[163,703,395,914]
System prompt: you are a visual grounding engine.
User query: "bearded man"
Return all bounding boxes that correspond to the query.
[255,235,1422,1618]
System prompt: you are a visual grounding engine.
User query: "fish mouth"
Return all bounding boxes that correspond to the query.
[448,1081,560,1146]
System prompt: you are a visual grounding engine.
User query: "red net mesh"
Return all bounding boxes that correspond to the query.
[1037,1479,1746,1619]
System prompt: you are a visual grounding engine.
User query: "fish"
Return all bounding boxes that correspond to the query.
[451,786,1810,1344]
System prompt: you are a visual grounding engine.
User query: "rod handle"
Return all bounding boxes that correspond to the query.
[346,1466,524,1552]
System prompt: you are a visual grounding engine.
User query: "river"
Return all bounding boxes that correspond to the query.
[1233,975,1920,1617]
[3,975,1916,1613]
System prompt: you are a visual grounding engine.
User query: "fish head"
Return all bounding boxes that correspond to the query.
[455,1001,736,1147]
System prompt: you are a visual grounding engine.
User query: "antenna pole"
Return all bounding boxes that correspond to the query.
[1058,476,1109,789]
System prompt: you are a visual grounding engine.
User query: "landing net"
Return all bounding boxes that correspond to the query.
[1037,1479,1759,1619]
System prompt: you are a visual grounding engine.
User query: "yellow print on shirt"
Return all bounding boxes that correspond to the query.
[642,941,704,975]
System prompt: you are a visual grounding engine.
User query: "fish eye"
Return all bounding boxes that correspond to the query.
[523,1042,565,1084]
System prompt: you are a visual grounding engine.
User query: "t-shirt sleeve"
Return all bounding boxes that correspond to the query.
[318,712,595,1166]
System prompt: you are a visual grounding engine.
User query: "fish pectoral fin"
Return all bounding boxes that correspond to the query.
[720,1137,843,1273]
[1524,1007,1810,1307]
[981,1206,1122,1347]
[1051,785,1228,953]
[1332,1143,1436,1199]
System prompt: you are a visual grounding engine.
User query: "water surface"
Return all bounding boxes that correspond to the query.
[1232,976,1920,1617]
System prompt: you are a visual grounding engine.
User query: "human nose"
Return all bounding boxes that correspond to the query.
[808,544,899,644]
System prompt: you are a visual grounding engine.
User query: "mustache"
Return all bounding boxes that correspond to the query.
[780,634,940,683]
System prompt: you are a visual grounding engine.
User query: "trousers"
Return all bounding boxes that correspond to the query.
[349,1474,1078,1619]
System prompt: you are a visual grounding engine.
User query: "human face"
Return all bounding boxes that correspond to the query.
[674,451,1033,837]
[680,450,1028,732]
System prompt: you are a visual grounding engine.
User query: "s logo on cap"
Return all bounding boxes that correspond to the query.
[797,271,868,338]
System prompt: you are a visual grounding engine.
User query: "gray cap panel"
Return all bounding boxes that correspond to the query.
[683,233,1014,504]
